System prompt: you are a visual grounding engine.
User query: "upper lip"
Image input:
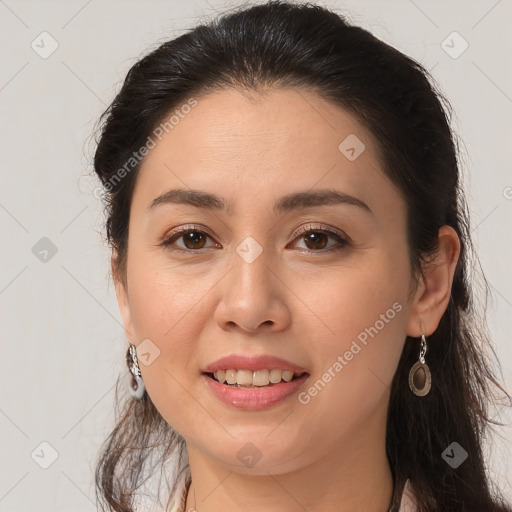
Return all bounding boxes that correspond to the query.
[203,354,309,374]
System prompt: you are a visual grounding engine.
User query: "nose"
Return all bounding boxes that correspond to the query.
[213,249,292,334]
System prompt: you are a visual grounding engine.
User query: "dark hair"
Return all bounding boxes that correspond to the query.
[92,2,512,511]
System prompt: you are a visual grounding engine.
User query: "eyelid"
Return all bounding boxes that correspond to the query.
[291,222,351,243]
[163,223,216,240]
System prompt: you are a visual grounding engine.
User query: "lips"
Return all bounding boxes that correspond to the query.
[202,354,308,374]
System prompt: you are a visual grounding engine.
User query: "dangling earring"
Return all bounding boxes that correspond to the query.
[408,333,431,396]
[126,344,146,399]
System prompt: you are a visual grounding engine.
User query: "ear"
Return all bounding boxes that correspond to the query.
[112,254,136,344]
[406,225,461,337]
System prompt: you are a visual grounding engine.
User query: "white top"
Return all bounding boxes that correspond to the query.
[167,476,417,511]
[399,479,418,511]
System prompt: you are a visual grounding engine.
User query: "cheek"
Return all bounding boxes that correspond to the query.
[126,249,214,340]
[303,253,407,347]
[297,254,408,412]
[124,253,210,394]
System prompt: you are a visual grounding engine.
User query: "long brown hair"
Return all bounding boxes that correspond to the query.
[92,2,512,510]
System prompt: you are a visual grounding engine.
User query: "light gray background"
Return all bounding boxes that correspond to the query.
[1,0,511,510]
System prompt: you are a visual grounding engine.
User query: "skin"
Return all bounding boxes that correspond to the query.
[113,87,460,512]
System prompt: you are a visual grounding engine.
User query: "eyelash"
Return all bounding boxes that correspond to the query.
[159,223,351,254]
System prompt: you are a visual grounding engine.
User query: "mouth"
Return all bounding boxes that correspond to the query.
[202,369,311,409]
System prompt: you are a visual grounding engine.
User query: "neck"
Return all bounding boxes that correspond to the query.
[183,404,393,512]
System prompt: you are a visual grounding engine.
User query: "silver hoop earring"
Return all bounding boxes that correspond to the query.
[126,344,146,399]
[408,334,431,397]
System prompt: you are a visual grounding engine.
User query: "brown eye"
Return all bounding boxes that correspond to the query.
[291,227,350,253]
[181,231,208,249]
[161,229,218,251]
[302,231,329,250]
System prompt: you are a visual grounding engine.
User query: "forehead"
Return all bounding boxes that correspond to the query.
[133,87,397,219]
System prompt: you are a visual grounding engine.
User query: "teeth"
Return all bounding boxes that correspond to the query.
[212,369,302,386]
[269,369,283,383]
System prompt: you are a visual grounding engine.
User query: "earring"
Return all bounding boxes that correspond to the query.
[126,344,146,399]
[408,333,431,396]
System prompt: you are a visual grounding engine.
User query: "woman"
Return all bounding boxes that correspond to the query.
[93,1,512,511]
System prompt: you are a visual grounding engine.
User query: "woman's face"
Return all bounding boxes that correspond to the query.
[115,87,422,474]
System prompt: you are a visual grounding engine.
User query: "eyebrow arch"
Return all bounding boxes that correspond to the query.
[147,188,373,216]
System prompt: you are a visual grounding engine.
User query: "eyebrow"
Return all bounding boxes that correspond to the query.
[147,188,373,216]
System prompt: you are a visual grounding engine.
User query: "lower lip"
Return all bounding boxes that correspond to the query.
[202,373,310,410]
